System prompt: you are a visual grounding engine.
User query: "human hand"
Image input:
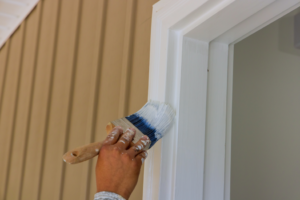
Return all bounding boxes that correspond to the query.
[95,126,149,199]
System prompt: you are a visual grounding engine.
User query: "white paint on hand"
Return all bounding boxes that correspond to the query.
[95,149,99,153]
[119,140,126,144]
[141,158,145,164]
[111,130,118,135]
[126,128,134,135]
[123,132,132,141]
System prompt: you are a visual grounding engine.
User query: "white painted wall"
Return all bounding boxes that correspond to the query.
[231,8,300,200]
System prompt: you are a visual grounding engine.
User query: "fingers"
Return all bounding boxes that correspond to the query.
[115,128,136,150]
[127,135,150,157]
[103,126,123,145]
[135,151,148,165]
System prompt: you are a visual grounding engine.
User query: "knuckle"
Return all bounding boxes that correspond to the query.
[112,146,121,154]
[134,143,144,152]
[121,137,129,142]
[134,147,140,153]
[126,128,135,135]
[100,145,109,152]
[122,152,131,160]
[114,126,123,132]
[99,147,109,157]
[118,139,126,144]
[108,129,120,137]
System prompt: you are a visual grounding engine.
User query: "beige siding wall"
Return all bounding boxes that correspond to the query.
[0,0,158,199]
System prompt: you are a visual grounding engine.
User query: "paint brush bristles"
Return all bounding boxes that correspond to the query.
[125,100,176,148]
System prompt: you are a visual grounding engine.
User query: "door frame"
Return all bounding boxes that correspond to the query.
[144,0,300,200]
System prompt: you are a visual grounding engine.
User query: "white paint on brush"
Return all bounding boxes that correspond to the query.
[135,101,176,140]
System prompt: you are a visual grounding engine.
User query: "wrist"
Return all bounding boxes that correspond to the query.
[95,191,126,200]
[97,186,130,200]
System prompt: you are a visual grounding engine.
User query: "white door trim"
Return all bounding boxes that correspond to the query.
[144,0,300,200]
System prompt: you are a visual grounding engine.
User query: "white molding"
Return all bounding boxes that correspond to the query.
[145,0,300,200]
[0,0,39,48]
[174,37,209,199]
[224,44,234,200]
[203,42,228,200]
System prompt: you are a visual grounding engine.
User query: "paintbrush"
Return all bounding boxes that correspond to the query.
[63,100,176,164]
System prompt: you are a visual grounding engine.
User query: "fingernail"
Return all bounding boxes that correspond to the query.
[141,140,147,146]
[111,130,118,135]
[114,126,123,131]
[141,135,149,140]
[129,127,135,132]
[126,128,135,135]
[138,144,143,150]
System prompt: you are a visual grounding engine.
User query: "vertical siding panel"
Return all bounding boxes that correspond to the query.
[4,21,27,200]
[0,40,10,110]
[39,0,81,200]
[61,1,108,199]
[5,4,42,199]
[128,0,156,112]
[0,25,24,199]
[21,0,60,199]
[80,1,108,198]
[118,0,136,118]
[18,4,43,199]
[20,3,44,199]
[89,0,128,198]
[58,0,83,199]
[60,3,97,199]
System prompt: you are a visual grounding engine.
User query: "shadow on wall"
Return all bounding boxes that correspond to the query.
[278,7,300,57]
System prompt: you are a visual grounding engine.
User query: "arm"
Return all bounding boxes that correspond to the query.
[94,126,149,200]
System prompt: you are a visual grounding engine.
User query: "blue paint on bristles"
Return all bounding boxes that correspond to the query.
[125,100,176,148]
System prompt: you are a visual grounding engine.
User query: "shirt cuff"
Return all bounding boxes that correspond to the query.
[94,191,126,200]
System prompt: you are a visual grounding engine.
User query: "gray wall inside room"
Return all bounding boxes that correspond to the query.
[231,8,300,200]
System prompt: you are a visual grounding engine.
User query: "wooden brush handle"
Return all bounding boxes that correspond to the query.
[63,123,115,164]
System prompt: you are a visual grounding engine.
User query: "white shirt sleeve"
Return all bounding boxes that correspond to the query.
[94,191,126,200]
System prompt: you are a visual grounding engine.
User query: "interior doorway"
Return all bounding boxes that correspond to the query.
[231,7,300,200]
